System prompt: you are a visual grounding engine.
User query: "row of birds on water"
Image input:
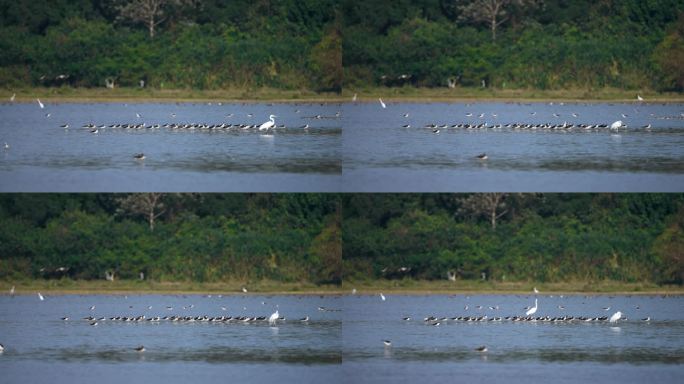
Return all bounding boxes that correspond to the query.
[73,313,310,326]
[406,121,645,134]
[401,314,649,325]
[71,115,315,134]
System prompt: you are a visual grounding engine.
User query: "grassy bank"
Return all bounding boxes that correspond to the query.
[2,279,682,295]
[0,280,344,295]
[3,86,683,103]
[343,280,684,295]
[0,87,346,103]
[343,87,684,103]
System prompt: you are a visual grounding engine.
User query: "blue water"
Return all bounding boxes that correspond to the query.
[342,294,684,383]
[342,102,684,191]
[1,293,682,383]
[0,294,342,384]
[0,102,342,192]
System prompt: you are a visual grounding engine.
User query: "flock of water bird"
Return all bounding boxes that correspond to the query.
[377,288,651,354]
[0,285,666,358]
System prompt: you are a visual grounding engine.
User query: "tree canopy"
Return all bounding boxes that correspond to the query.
[0,194,341,284]
[343,194,684,284]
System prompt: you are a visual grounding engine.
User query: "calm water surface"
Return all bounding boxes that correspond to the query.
[342,294,684,383]
[343,102,684,191]
[0,102,342,192]
[0,294,342,384]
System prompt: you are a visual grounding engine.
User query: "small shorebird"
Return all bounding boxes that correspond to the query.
[135,345,145,352]
[475,346,488,352]
[476,153,488,160]
[133,153,145,160]
[383,340,391,347]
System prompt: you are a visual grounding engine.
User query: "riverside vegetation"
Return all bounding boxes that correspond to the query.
[1,1,683,96]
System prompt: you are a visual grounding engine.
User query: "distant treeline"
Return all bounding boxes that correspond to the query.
[0,194,341,284]
[0,0,341,91]
[343,0,684,91]
[342,194,684,284]
[2,1,683,93]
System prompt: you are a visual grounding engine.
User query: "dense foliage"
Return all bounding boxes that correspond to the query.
[0,0,341,91]
[343,194,684,284]
[2,1,682,93]
[0,194,341,284]
[343,0,684,91]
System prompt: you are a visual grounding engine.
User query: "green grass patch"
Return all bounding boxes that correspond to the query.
[0,279,343,295]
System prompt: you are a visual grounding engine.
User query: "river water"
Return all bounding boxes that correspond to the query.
[343,102,684,191]
[0,102,342,192]
[0,294,342,384]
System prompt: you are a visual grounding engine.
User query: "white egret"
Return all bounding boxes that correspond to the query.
[525,298,538,316]
[268,309,280,325]
[38,292,44,301]
[637,95,643,101]
[609,311,622,323]
[3,142,8,150]
[9,286,15,296]
[258,115,277,131]
[380,293,386,301]
[10,93,15,102]
[36,98,44,109]
[533,287,539,294]
[352,93,357,102]
[351,288,357,294]
[242,287,248,293]
[610,121,624,131]
[379,98,386,109]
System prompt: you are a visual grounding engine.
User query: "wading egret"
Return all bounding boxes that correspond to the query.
[380,293,386,301]
[259,115,277,131]
[525,298,538,316]
[609,311,622,323]
[269,309,279,325]
[379,98,386,109]
[610,121,624,131]
[38,292,44,301]
[36,98,44,109]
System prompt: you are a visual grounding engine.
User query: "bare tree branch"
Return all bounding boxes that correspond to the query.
[115,0,198,38]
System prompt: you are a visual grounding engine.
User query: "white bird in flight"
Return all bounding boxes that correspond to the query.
[609,311,622,323]
[258,114,277,131]
[36,98,44,109]
[379,98,386,109]
[525,298,538,316]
